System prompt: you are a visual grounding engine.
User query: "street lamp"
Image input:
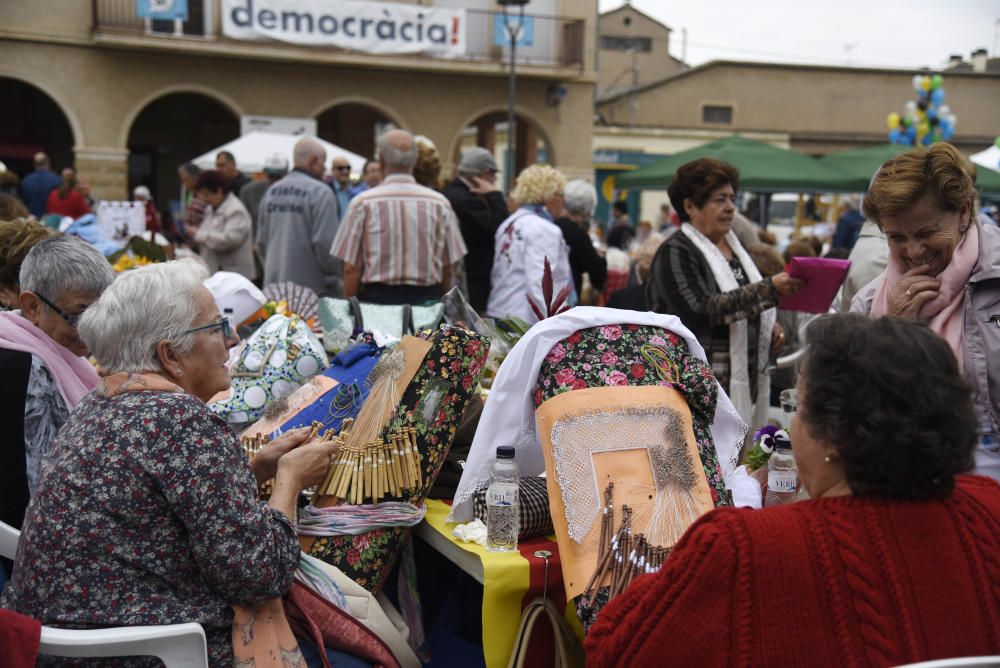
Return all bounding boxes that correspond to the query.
[498,0,530,195]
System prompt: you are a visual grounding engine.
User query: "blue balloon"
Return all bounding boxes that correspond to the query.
[931,89,945,105]
[926,106,938,119]
[942,125,955,140]
[906,126,917,140]
[889,129,902,143]
[922,134,933,146]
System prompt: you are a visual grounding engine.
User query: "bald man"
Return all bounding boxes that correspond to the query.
[257,137,343,296]
[330,129,466,305]
[20,153,61,219]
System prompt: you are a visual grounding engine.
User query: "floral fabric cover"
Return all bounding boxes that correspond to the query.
[534,323,732,508]
[534,323,731,632]
[307,325,488,591]
[209,314,327,426]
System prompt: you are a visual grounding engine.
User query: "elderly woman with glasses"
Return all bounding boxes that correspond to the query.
[0,236,114,536]
[2,259,338,665]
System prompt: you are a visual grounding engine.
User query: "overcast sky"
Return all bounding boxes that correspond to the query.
[598,0,1000,71]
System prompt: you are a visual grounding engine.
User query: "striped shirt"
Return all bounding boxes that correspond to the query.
[330,174,467,286]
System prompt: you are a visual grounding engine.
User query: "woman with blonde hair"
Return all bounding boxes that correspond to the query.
[852,142,1000,480]
[486,164,572,323]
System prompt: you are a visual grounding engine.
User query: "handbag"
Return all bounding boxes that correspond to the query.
[507,596,583,668]
[318,296,445,353]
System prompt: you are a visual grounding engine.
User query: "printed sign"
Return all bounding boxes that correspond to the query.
[222,0,466,56]
[492,14,534,47]
[96,201,146,246]
[240,115,317,136]
[136,0,189,21]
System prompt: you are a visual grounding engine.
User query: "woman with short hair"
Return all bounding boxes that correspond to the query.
[0,236,114,533]
[852,142,1000,480]
[487,164,572,323]
[2,259,336,665]
[587,314,1000,666]
[646,158,802,426]
[44,169,90,220]
[193,169,256,280]
[554,179,607,300]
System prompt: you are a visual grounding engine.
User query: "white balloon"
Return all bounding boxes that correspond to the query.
[939,104,951,116]
[912,74,923,91]
[905,100,917,113]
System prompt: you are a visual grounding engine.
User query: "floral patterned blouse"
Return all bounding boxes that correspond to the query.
[1,389,300,666]
[534,324,732,507]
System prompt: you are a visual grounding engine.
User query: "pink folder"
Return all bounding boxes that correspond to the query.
[779,256,851,313]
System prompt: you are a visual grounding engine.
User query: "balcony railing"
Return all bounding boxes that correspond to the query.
[92,0,585,69]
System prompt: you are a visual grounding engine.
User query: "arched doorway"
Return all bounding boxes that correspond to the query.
[316,103,396,161]
[126,92,239,216]
[0,78,75,179]
[452,111,553,188]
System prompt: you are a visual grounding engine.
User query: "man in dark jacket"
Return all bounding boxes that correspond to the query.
[443,147,508,313]
[20,153,61,219]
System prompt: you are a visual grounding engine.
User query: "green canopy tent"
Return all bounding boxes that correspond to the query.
[614,135,859,192]
[817,144,910,192]
[819,143,1000,198]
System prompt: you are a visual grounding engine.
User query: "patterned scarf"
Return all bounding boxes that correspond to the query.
[98,370,308,668]
[680,223,775,429]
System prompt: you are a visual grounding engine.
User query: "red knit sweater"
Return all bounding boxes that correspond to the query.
[585,475,1000,667]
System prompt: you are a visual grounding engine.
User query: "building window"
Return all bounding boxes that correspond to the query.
[600,35,652,52]
[702,105,733,124]
[150,0,207,37]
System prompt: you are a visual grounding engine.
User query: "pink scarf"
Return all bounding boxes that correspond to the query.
[870,221,980,371]
[0,311,98,409]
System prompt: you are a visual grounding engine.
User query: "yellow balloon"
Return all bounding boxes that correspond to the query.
[921,76,932,92]
[887,112,901,129]
[601,174,618,203]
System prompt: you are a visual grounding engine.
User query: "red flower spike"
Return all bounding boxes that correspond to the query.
[528,296,545,321]
[541,256,554,308]
[550,284,571,315]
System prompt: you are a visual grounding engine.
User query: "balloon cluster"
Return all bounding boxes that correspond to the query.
[886,74,957,146]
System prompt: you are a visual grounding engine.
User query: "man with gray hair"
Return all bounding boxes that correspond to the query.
[331,129,466,305]
[0,236,114,533]
[257,137,342,296]
[554,179,607,299]
[442,147,508,312]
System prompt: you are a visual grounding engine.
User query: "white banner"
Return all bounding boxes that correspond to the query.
[222,0,467,56]
[240,115,317,136]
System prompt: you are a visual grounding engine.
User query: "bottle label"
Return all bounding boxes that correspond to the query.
[768,470,797,493]
[487,486,518,507]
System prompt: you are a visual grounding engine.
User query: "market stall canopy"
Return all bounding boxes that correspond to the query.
[614,135,858,192]
[818,143,1000,198]
[970,144,1000,171]
[190,132,366,175]
[817,144,911,192]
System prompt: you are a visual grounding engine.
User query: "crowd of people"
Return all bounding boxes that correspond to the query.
[0,131,999,666]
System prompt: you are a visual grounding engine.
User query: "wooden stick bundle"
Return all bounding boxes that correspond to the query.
[315,422,422,505]
[583,489,672,606]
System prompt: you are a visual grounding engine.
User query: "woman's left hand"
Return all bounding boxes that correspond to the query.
[249,426,313,485]
[771,322,786,354]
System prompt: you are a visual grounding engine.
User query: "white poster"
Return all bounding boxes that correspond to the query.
[96,201,146,246]
[222,0,467,56]
[240,115,317,136]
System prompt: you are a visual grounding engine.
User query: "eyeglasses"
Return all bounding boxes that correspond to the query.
[182,318,232,339]
[35,293,85,328]
[334,165,351,171]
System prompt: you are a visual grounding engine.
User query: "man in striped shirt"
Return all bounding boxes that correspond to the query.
[330,129,467,306]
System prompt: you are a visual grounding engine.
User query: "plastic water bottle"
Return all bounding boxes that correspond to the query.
[486,446,519,552]
[764,432,798,507]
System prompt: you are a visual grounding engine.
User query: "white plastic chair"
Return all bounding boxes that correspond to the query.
[1,520,209,666]
[0,519,19,560]
[895,658,1000,668]
[39,623,208,666]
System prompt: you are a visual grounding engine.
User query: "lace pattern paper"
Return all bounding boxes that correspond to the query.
[550,406,702,546]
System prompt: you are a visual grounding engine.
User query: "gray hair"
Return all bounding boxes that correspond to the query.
[378,130,417,171]
[20,236,115,303]
[293,137,326,168]
[78,259,209,374]
[564,179,597,217]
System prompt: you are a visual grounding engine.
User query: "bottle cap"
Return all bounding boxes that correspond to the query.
[496,446,515,459]
[773,433,792,450]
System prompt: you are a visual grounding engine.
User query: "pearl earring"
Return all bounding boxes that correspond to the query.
[175,367,183,377]
[824,455,831,463]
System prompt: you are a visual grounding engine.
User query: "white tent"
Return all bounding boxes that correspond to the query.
[190,131,367,176]
[971,144,1000,171]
